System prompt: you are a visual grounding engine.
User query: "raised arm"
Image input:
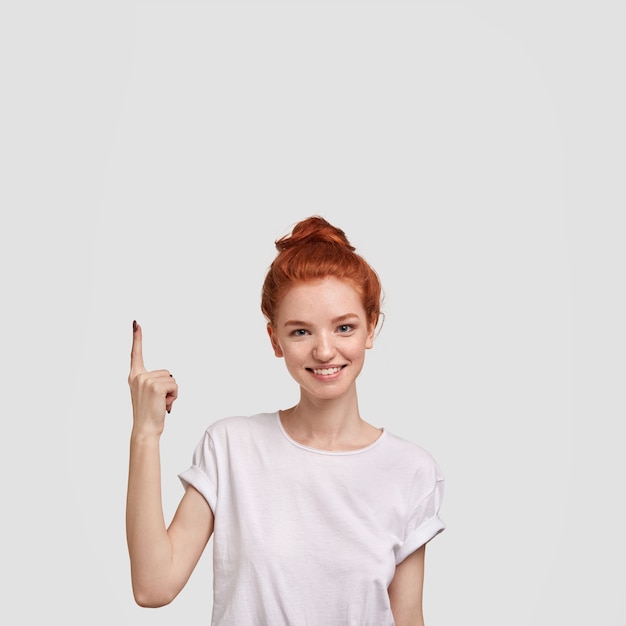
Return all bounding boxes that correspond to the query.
[126,321,214,607]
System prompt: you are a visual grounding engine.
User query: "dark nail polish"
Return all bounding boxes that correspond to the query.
[133,320,138,332]
[167,408,171,414]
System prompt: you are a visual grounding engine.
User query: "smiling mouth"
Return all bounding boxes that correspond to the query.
[308,366,345,376]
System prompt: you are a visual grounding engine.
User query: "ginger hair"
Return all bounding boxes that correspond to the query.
[261,216,382,328]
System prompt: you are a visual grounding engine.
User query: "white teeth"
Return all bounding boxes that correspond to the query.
[312,367,342,375]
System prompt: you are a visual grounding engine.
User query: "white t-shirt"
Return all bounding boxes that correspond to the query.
[179,412,445,626]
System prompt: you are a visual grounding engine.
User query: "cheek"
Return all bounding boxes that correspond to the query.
[281,343,303,362]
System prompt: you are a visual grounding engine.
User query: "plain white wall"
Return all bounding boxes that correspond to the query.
[1,1,624,624]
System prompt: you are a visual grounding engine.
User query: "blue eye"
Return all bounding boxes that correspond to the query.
[292,329,308,336]
[338,324,353,333]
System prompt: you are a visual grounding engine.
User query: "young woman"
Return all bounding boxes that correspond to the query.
[126,216,445,625]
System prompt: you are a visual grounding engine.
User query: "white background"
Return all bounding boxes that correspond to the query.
[1,1,624,624]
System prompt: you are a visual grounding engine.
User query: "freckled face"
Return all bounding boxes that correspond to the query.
[267,277,375,401]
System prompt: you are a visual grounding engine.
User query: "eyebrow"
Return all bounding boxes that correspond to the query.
[283,313,360,327]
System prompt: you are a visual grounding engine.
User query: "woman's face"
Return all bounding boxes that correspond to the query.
[267,276,375,402]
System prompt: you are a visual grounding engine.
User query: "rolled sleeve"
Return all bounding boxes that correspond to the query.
[395,476,446,564]
[178,430,218,514]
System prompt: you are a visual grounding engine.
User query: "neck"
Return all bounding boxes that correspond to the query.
[280,388,381,451]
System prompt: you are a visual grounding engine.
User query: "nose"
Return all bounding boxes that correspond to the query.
[312,332,336,362]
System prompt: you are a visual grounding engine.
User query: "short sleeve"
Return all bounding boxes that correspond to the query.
[394,464,446,564]
[178,430,218,514]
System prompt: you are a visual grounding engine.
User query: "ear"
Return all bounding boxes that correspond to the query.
[267,323,284,357]
[365,322,375,350]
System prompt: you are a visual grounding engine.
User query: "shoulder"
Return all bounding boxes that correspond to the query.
[204,411,278,442]
[381,430,445,482]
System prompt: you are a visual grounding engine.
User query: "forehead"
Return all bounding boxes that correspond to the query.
[277,277,365,319]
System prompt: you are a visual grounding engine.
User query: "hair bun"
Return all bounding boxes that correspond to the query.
[261,214,382,328]
[275,216,355,252]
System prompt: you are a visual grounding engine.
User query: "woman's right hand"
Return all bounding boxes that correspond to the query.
[128,321,178,436]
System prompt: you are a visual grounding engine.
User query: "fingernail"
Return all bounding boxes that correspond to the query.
[167,408,171,414]
[133,320,138,332]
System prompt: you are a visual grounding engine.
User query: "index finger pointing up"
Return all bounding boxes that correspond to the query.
[130,320,146,373]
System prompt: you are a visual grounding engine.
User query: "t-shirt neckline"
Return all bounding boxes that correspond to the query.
[274,411,386,456]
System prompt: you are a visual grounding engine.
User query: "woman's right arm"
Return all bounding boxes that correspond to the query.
[126,321,214,607]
